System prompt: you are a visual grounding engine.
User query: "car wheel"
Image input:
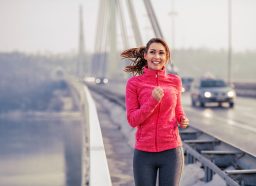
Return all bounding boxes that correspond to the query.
[200,101,205,107]
[191,99,196,107]
[229,102,234,108]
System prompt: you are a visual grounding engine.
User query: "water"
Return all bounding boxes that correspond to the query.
[0,116,83,186]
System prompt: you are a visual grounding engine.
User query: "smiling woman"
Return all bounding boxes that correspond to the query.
[121,38,189,186]
[144,43,168,71]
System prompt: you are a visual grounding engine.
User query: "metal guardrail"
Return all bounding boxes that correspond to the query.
[180,127,256,186]
[87,83,256,186]
[234,82,256,98]
[183,143,240,186]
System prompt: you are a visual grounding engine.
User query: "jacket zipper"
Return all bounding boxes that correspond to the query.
[155,72,160,151]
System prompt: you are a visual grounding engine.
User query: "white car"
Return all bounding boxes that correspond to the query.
[190,78,236,108]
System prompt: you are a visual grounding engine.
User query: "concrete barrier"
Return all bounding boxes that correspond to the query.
[84,86,112,186]
[233,82,256,98]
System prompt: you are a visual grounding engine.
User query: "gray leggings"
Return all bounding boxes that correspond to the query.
[133,147,184,186]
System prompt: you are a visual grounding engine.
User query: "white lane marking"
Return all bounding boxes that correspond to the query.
[225,118,256,133]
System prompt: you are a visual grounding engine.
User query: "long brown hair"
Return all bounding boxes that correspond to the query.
[121,38,170,75]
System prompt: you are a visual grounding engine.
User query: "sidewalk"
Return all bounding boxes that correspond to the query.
[93,93,134,186]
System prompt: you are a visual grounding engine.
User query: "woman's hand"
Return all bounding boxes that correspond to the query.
[152,87,164,101]
[180,116,189,128]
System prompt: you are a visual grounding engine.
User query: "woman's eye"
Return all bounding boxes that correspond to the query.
[149,51,165,56]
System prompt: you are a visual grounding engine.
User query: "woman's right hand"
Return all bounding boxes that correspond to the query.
[152,87,164,101]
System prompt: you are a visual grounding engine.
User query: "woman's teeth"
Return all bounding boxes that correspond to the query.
[152,61,160,64]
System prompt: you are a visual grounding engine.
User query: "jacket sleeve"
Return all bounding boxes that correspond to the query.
[175,76,186,122]
[126,79,160,128]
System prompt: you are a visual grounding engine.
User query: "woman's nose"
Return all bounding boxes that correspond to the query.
[154,53,160,58]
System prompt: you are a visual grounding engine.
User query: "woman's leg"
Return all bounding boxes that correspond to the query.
[158,147,184,186]
[133,149,158,186]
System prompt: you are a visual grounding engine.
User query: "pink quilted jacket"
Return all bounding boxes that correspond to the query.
[125,67,186,152]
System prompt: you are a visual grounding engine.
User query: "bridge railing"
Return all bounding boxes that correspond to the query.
[84,85,112,186]
[68,77,112,186]
[234,82,256,98]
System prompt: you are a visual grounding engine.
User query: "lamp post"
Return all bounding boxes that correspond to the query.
[169,0,177,73]
[227,0,232,84]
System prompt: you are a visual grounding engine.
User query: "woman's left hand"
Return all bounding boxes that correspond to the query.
[180,117,189,128]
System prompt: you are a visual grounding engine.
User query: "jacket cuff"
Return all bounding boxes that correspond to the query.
[177,115,182,123]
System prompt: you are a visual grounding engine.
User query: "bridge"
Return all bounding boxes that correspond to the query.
[0,0,256,186]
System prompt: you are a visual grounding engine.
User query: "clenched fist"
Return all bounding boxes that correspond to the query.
[152,87,164,101]
[179,116,189,128]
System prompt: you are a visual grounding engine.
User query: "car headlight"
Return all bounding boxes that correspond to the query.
[103,78,108,84]
[95,79,101,84]
[227,90,236,97]
[182,87,185,93]
[204,91,212,98]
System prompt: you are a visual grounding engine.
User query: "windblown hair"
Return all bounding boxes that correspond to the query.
[121,38,170,75]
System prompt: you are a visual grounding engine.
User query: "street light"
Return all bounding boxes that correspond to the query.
[169,0,178,73]
[227,0,232,84]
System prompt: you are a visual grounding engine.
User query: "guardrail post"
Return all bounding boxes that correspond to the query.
[186,153,195,164]
[204,166,213,182]
[183,143,240,186]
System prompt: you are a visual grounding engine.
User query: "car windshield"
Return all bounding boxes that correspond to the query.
[200,80,227,88]
[182,78,193,84]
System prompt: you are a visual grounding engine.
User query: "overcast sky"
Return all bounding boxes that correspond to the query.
[0,0,255,54]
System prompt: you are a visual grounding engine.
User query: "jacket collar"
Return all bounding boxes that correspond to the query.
[142,66,167,78]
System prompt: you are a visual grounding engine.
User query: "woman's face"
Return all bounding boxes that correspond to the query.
[144,42,168,71]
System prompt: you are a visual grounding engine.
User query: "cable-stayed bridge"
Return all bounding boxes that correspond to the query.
[79,0,170,80]
[0,0,256,186]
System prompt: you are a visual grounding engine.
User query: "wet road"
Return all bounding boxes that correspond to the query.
[182,94,256,156]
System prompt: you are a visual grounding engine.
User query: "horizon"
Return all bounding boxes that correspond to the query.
[1,49,255,83]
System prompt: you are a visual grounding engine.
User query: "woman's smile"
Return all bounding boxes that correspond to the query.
[144,43,167,70]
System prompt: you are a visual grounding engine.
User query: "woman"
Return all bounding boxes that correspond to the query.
[121,38,189,186]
